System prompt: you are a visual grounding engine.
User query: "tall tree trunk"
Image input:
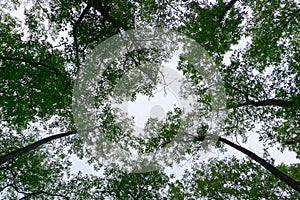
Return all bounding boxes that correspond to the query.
[2,129,300,193]
[194,136,300,193]
[218,137,300,193]
[0,130,78,165]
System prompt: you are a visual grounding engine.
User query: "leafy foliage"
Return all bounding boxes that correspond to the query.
[169,157,300,199]
[0,0,299,199]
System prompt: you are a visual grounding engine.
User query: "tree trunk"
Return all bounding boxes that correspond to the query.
[2,129,300,193]
[196,136,300,193]
[0,130,77,165]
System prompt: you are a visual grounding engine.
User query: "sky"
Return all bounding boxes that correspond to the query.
[69,45,299,177]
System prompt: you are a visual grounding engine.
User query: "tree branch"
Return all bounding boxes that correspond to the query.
[218,0,239,23]
[87,0,119,27]
[231,98,295,108]
[285,139,300,145]
[0,55,66,79]
[0,56,53,73]
[1,184,68,200]
[72,4,91,75]
[20,190,69,200]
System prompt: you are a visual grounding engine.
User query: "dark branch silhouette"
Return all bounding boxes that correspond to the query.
[2,184,68,200]
[0,130,77,166]
[0,55,65,79]
[218,0,239,23]
[233,98,295,108]
[0,56,52,73]
[285,139,300,145]
[194,135,300,193]
[87,0,120,27]
[0,125,101,166]
[72,4,91,74]
[225,82,299,109]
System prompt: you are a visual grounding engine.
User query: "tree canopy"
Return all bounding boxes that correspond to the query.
[0,0,299,199]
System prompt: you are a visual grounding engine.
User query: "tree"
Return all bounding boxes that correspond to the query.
[102,168,169,199]
[169,157,300,199]
[0,0,299,199]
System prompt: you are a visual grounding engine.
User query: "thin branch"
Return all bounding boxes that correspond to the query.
[225,82,259,100]
[285,139,300,145]
[72,4,91,75]
[1,184,68,200]
[0,55,66,80]
[0,56,53,73]
[0,184,12,193]
[20,190,69,200]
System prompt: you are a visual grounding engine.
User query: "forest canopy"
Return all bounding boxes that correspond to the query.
[0,0,299,199]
